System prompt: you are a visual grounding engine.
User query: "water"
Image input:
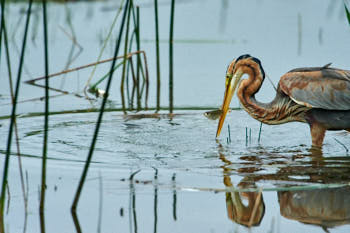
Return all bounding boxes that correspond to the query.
[1,0,350,232]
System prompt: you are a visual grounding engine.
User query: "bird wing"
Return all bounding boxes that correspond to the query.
[279,67,350,110]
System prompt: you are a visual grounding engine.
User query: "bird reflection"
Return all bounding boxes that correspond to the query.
[218,145,265,227]
[224,176,265,227]
[217,143,350,230]
[278,187,350,230]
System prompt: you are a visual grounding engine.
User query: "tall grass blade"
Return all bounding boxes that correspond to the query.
[0,0,5,63]
[169,0,175,113]
[0,1,33,231]
[120,0,133,114]
[345,3,350,26]
[71,0,130,211]
[4,17,28,233]
[227,124,231,143]
[258,122,262,143]
[40,1,49,232]
[136,6,141,111]
[126,30,136,109]
[154,0,161,112]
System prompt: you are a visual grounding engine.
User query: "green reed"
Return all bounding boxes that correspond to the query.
[136,6,141,110]
[71,0,130,211]
[3,9,29,232]
[0,1,33,231]
[345,3,350,26]
[169,0,175,113]
[154,0,161,112]
[258,122,262,143]
[0,0,4,63]
[121,0,133,114]
[40,1,49,232]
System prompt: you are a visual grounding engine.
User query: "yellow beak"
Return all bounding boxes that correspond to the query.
[216,72,242,138]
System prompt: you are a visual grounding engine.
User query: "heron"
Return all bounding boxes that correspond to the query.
[216,54,350,148]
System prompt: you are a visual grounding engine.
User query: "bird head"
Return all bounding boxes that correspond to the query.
[216,54,264,138]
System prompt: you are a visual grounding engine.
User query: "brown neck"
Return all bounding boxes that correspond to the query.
[236,66,305,125]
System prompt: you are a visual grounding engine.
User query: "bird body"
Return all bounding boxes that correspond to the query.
[216,54,350,148]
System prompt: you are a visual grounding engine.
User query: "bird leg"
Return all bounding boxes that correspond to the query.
[309,123,326,148]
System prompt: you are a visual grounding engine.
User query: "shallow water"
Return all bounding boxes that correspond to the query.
[1,0,350,232]
[2,111,350,233]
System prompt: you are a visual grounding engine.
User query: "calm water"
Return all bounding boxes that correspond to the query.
[1,0,350,233]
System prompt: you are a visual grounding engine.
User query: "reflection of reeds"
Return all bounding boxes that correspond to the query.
[71,0,130,212]
[39,1,49,232]
[172,173,177,221]
[153,168,158,233]
[334,138,349,153]
[0,1,33,232]
[169,0,175,113]
[97,172,103,233]
[129,170,140,233]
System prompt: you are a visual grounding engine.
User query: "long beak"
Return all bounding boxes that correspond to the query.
[216,72,241,138]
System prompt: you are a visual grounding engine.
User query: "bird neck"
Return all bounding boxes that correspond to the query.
[237,72,305,125]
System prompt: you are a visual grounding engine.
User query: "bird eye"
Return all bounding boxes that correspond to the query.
[225,73,232,85]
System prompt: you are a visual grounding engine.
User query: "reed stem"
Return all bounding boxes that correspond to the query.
[0,0,5,63]
[136,6,141,111]
[154,0,161,112]
[40,1,49,232]
[345,3,350,26]
[0,1,33,231]
[71,0,130,211]
[258,122,262,143]
[169,0,175,113]
[4,17,29,233]
[120,0,133,114]
[126,30,136,109]
[228,124,231,143]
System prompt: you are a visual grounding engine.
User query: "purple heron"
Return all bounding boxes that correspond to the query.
[216,54,350,148]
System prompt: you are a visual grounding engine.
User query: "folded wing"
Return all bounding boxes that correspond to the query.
[279,67,350,110]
